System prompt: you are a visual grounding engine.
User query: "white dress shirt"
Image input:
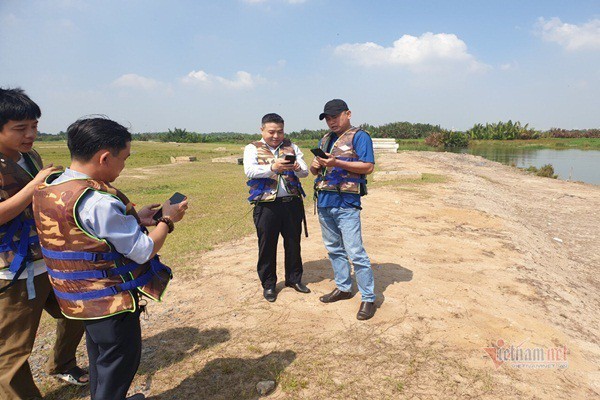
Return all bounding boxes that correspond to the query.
[52,169,154,264]
[243,139,309,198]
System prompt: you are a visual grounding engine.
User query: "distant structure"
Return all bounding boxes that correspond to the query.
[170,156,197,163]
[372,138,399,153]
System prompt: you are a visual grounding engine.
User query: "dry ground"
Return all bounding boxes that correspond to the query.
[37,152,599,399]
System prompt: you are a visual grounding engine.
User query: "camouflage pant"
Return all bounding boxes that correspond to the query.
[0,273,84,400]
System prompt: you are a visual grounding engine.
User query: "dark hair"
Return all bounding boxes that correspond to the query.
[0,88,42,130]
[67,117,131,161]
[261,113,284,125]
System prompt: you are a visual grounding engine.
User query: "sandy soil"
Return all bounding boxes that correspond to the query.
[40,152,599,399]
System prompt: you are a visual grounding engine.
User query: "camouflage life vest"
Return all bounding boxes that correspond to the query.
[0,150,43,275]
[247,138,305,203]
[32,175,171,320]
[315,127,367,195]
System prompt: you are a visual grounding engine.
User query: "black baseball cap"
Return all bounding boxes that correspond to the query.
[319,99,349,120]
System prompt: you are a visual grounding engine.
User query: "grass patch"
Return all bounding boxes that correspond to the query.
[371,173,448,191]
[421,173,448,183]
[278,372,309,392]
[396,139,437,151]
[468,138,600,150]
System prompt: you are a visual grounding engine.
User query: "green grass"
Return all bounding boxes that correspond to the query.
[34,141,317,269]
[396,139,436,151]
[370,173,448,190]
[468,138,600,150]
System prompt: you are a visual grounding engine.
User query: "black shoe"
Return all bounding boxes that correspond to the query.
[285,282,311,293]
[319,288,353,303]
[357,301,376,320]
[126,394,146,400]
[263,287,277,302]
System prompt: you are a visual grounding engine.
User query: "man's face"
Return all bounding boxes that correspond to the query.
[324,111,351,135]
[0,119,38,159]
[104,141,131,182]
[261,122,285,148]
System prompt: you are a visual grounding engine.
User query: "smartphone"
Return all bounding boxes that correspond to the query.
[310,148,328,158]
[284,154,296,163]
[153,192,186,221]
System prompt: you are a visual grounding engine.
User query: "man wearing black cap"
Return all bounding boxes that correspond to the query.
[310,99,376,320]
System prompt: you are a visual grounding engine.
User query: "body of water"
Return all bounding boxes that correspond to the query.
[450,147,600,185]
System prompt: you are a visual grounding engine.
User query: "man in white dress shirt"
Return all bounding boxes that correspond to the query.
[243,113,310,302]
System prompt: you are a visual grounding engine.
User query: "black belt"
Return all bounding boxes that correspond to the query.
[274,196,298,203]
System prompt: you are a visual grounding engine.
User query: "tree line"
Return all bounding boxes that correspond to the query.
[38,122,600,147]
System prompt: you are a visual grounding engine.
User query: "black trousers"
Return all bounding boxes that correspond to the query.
[253,197,304,289]
[83,309,142,400]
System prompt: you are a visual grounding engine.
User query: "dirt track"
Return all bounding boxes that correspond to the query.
[42,152,600,399]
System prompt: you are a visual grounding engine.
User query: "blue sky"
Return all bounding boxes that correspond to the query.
[1,0,599,134]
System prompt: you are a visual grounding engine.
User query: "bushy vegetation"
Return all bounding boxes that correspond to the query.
[424,131,470,148]
[544,128,600,138]
[363,121,445,139]
[466,120,539,140]
[133,128,261,143]
[38,131,67,141]
[525,164,558,179]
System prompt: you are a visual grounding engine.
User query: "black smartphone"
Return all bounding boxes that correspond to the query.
[153,192,186,221]
[310,148,328,158]
[284,154,296,163]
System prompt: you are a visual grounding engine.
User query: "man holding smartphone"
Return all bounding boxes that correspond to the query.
[32,117,188,400]
[243,113,310,302]
[310,99,377,321]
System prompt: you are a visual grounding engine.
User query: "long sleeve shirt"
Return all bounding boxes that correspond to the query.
[243,139,308,198]
[52,169,154,264]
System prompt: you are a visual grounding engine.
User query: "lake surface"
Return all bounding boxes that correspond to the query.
[450,147,600,185]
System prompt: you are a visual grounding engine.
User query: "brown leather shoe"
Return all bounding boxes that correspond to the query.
[319,288,353,303]
[356,301,376,320]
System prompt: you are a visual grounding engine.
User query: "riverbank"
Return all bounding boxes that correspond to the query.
[32,151,599,399]
[394,138,600,151]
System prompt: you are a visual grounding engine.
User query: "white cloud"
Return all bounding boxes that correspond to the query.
[536,17,600,51]
[499,61,519,71]
[182,70,264,89]
[111,74,161,91]
[333,32,488,73]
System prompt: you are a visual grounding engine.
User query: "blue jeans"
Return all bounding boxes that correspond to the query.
[317,207,375,302]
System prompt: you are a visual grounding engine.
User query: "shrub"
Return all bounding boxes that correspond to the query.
[466,121,540,140]
[424,131,469,148]
[525,164,558,179]
[545,128,600,138]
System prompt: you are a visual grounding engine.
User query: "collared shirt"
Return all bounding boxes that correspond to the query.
[317,130,375,208]
[52,169,154,264]
[243,139,309,197]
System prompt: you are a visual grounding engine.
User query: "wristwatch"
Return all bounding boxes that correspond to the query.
[156,216,174,233]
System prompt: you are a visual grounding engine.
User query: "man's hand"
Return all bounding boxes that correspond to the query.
[138,203,161,226]
[32,164,63,185]
[315,154,337,168]
[161,198,188,223]
[271,158,295,174]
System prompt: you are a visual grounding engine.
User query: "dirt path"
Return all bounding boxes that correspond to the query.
[41,152,599,399]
